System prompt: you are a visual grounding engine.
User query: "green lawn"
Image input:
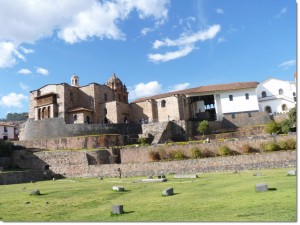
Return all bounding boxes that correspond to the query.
[0,168,296,222]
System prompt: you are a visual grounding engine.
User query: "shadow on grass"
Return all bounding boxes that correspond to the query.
[162,192,180,197]
[268,188,277,191]
[110,211,135,216]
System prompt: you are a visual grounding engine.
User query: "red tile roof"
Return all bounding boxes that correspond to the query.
[131,81,258,103]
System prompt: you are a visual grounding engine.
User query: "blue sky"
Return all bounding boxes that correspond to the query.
[0,0,296,119]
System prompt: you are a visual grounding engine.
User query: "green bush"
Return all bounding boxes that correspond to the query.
[218,145,232,156]
[190,147,202,159]
[168,150,186,160]
[148,150,160,161]
[197,120,210,136]
[277,140,289,150]
[264,121,280,134]
[138,137,148,146]
[262,141,280,151]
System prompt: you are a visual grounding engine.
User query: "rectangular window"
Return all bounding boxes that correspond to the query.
[231,113,235,119]
[245,93,249,100]
[4,126,7,132]
[229,95,233,101]
[248,112,252,117]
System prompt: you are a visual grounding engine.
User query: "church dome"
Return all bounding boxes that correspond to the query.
[107,73,123,85]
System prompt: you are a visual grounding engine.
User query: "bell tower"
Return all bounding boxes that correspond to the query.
[71,75,79,87]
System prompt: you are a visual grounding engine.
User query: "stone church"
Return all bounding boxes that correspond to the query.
[29,73,268,126]
[29,74,130,124]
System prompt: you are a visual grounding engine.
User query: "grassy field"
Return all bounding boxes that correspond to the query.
[0,168,296,222]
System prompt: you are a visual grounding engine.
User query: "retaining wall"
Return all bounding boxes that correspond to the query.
[14,134,123,150]
[0,170,45,185]
[19,117,142,140]
[121,135,296,163]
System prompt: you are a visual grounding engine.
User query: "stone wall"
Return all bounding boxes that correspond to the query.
[11,150,296,178]
[222,111,272,128]
[120,135,296,164]
[0,170,46,185]
[14,134,123,150]
[19,117,142,140]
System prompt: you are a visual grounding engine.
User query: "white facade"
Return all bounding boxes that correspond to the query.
[0,123,15,140]
[219,88,259,114]
[257,78,296,114]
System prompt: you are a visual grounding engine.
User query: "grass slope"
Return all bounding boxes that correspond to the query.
[0,168,296,222]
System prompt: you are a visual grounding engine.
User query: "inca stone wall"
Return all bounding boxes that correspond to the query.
[19,117,142,141]
[8,149,296,179]
[14,134,123,150]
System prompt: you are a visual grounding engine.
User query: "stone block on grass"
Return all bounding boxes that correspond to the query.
[112,186,125,192]
[30,190,40,195]
[162,188,173,196]
[287,170,296,176]
[112,205,124,214]
[255,183,268,192]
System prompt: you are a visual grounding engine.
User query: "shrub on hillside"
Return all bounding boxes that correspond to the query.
[138,137,148,146]
[148,150,160,161]
[261,141,279,151]
[240,144,257,154]
[277,140,289,150]
[190,147,202,159]
[264,121,280,134]
[201,148,215,158]
[168,149,187,160]
[285,139,296,150]
[218,145,232,156]
[158,148,168,160]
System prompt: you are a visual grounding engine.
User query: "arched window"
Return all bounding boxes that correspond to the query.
[70,92,73,102]
[73,114,77,122]
[47,106,51,118]
[262,91,267,98]
[161,100,166,108]
[42,107,46,118]
[281,104,288,111]
[278,88,284,95]
[38,108,41,120]
[104,93,108,102]
[265,106,272,113]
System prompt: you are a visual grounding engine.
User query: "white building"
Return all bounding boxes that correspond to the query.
[257,78,296,115]
[0,122,15,140]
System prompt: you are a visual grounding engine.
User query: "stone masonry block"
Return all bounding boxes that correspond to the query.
[255,183,268,192]
[112,205,124,214]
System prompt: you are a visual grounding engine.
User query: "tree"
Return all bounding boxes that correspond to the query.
[288,106,296,128]
[197,120,210,136]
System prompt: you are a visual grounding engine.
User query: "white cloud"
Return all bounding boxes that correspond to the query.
[168,83,190,92]
[20,46,34,54]
[19,83,30,92]
[216,8,224,14]
[36,67,49,76]
[0,0,170,65]
[141,27,154,36]
[0,41,25,68]
[149,25,220,63]
[278,59,295,70]
[18,68,32,75]
[276,7,287,18]
[148,45,194,63]
[0,92,28,108]
[129,81,163,100]
[153,25,221,49]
